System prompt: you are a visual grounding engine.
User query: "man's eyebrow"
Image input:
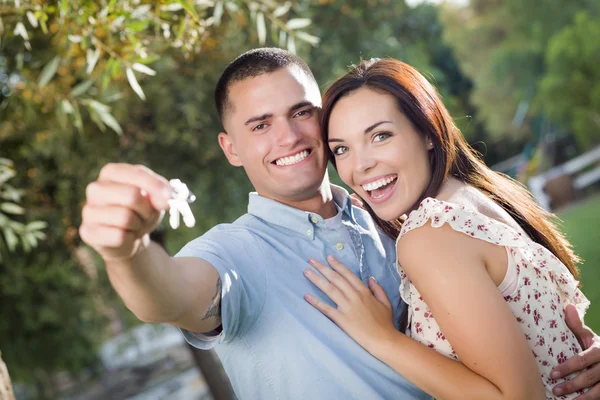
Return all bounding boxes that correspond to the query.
[244,113,273,126]
[328,120,393,143]
[289,101,315,113]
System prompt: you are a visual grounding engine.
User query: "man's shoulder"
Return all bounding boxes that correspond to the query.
[200,214,263,242]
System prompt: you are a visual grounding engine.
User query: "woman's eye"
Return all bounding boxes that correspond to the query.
[373,132,392,142]
[332,146,348,156]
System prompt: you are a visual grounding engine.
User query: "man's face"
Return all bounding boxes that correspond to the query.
[218,66,328,204]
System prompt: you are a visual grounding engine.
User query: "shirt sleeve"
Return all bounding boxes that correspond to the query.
[174,224,267,349]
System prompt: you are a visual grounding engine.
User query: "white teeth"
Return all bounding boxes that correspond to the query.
[361,176,396,192]
[275,150,309,166]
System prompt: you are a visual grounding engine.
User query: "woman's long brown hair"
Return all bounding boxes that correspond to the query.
[320,58,580,281]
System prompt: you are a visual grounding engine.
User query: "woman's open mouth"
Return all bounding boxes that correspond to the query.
[361,175,398,203]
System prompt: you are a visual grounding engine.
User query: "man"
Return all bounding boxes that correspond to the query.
[80,48,600,399]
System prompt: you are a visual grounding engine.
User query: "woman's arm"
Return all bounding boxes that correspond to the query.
[304,223,545,400]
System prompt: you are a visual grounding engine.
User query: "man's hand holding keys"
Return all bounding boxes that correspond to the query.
[79,163,174,262]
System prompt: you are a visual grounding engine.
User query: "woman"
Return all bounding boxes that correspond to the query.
[303,58,589,399]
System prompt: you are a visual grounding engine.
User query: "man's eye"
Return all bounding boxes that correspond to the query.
[295,109,313,118]
[253,123,267,131]
[332,146,348,156]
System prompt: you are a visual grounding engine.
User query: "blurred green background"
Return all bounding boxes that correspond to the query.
[0,0,599,398]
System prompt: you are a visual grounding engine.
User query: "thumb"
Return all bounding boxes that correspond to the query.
[369,277,391,308]
[564,303,593,349]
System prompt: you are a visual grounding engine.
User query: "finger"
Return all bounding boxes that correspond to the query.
[574,382,600,400]
[86,181,156,220]
[304,293,341,322]
[98,163,173,210]
[82,204,144,232]
[304,266,348,306]
[565,303,594,349]
[79,224,136,250]
[553,363,600,397]
[350,193,364,208]
[325,255,366,293]
[309,258,358,297]
[369,277,392,308]
[552,346,600,380]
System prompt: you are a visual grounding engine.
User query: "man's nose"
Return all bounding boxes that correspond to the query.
[274,119,301,146]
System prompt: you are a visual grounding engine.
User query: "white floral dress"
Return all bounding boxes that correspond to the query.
[396,197,590,399]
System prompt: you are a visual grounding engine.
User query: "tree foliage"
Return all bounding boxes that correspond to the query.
[441,0,599,147]
[0,0,318,385]
[539,12,600,150]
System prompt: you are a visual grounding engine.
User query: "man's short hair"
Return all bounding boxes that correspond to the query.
[214,47,317,124]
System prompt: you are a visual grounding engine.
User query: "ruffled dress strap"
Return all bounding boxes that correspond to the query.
[395,197,589,327]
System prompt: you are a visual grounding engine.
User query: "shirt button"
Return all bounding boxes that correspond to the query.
[311,216,319,224]
[306,229,313,236]
[335,242,344,251]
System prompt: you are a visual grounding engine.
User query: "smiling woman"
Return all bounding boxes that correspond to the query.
[304,58,596,399]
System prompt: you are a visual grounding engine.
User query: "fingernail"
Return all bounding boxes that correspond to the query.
[370,276,377,283]
[551,370,560,379]
[327,255,336,262]
[308,258,317,265]
[304,294,313,302]
[553,387,563,395]
[304,269,313,276]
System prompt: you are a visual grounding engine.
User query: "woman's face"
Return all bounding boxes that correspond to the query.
[327,87,433,221]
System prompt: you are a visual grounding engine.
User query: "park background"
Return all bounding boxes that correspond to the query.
[0,0,599,398]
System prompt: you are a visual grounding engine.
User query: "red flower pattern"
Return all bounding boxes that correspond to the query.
[397,197,590,399]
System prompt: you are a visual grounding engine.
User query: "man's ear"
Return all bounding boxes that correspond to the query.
[218,132,243,167]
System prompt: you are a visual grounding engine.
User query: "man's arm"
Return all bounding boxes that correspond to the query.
[80,163,221,333]
[552,304,600,399]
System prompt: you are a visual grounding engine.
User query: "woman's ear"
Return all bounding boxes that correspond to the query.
[426,136,434,150]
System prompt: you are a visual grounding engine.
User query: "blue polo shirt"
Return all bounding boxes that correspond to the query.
[176,185,430,400]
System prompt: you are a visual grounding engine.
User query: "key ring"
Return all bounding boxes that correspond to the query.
[168,179,196,229]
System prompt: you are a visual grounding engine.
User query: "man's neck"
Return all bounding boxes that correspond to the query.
[257,178,338,219]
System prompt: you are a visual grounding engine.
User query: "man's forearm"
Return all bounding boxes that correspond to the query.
[105,239,186,323]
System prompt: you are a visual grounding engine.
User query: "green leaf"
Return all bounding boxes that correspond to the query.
[287,35,296,54]
[1,203,25,215]
[26,221,47,231]
[176,0,199,21]
[38,56,61,88]
[72,102,84,134]
[132,63,156,76]
[213,2,224,25]
[273,2,291,18]
[98,110,123,135]
[126,68,146,100]
[279,30,287,48]
[2,227,18,252]
[60,0,69,16]
[86,48,101,75]
[295,31,320,46]
[256,12,266,45]
[26,11,39,28]
[0,168,16,185]
[32,231,46,240]
[71,80,95,97]
[286,18,311,30]
[61,99,74,114]
[13,22,29,41]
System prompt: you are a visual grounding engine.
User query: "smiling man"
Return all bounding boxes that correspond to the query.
[80,48,600,400]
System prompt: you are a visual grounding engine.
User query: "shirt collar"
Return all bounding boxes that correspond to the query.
[247,185,355,239]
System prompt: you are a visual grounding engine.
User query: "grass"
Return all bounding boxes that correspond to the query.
[558,196,600,333]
